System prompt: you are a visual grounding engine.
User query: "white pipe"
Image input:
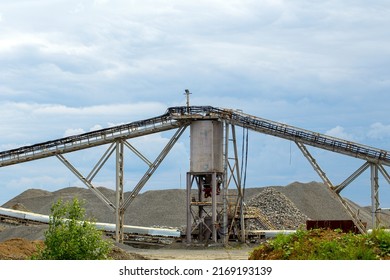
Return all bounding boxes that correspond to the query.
[0,207,181,238]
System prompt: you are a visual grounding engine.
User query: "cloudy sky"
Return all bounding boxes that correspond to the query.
[0,0,389,208]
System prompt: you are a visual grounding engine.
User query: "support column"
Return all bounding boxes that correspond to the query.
[186,173,192,244]
[231,126,245,243]
[115,140,124,243]
[370,163,380,229]
[198,176,204,242]
[223,122,229,245]
[212,172,217,243]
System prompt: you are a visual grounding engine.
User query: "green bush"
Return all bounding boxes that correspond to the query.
[249,228,390,260]
[33,198,112,260]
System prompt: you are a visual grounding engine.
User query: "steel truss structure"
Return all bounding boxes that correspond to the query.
[185,122,246,244]
[1,106,389,242]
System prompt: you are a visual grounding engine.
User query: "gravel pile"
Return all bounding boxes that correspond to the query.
[2,187,188,227]
[246,187,308,230]
[273,181,351,220]
[2,181,387,234]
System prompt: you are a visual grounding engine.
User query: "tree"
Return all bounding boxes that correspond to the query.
[34,198,112,260]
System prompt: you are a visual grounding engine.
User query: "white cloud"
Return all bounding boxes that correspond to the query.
[325,126,355,141]
[32,102,166,116]
[90,124,103,131]
[0,101,169,147]
[0,101,166,118]
[1,0,390,206]
[64,128,85,137]
[367,122,390,140]
[94,0,109,5]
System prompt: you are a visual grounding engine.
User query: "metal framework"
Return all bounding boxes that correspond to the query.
[54,127,186,242]
[185,121,246,244]
[0,105,389,242]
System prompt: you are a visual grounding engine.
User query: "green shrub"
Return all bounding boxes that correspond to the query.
[33,198,112,260]
[249,228,390,260]
[367,229,390,258]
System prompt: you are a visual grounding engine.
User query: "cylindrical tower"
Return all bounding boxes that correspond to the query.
[190,120,223,173]
[187,120,225,243]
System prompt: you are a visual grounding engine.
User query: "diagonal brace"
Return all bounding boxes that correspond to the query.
[296,141,334,188]
[334,161,370,193]
[56,154,115,212]
[124,140,152,167]
[378,164,390,184]
[296,141,366,233]
[122,126,188,211]
[86,143,116,182]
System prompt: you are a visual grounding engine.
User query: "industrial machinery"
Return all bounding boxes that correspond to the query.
[1,102,389,244]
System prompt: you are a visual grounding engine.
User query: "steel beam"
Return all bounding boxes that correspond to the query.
[122,126,188,211]
[223,124,245,242]
[222,122,229,245]
[378,164,390,184]
[56,154,115,211]
[211,172,217,243]
[115,140,124,243]
[334,162,370,193]
[371,164,380,229]
[295,141,333,189]
[86,143,116,182]
[227,126,243,242]
[295,142,366,233]
[186,173,192,243]
[0,115,182,168]
[123,141,152,167]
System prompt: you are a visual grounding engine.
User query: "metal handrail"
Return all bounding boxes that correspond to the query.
[168,106,390,166]
[1,105,389,168]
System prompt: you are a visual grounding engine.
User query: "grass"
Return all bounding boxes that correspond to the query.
[249,228,390,260]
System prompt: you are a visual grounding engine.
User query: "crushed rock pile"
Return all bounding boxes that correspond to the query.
[2,181,385,233]
[1,187,188,228]
[0,238,43,260]
[0,237,147,260]
[246,187,308,230]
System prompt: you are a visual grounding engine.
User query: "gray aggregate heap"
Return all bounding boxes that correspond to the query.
[246,187,308,230]
[2,181,388,240]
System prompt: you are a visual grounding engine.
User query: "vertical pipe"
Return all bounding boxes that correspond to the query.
[212,172,217,243]
[115,140,124,243]
[186,172,192,244]
[198,176,204,242]
[231,126,245,242]
[223,122,229,245]
[370,164,380,229]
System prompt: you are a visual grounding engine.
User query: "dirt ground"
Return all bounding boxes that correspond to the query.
[0,237,253,260]
[123,243,253,260]
[0,223,253,260]
[0,238,44,260]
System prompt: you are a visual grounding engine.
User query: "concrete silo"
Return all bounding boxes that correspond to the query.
[186,120,225,243]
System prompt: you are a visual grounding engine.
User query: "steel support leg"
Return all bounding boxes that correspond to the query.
[223,122,229,245]
[371,163,380,229]
[115,140,124,243]
[212,172,217,243]
[231,125,245,243]
[186,172,192,244]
